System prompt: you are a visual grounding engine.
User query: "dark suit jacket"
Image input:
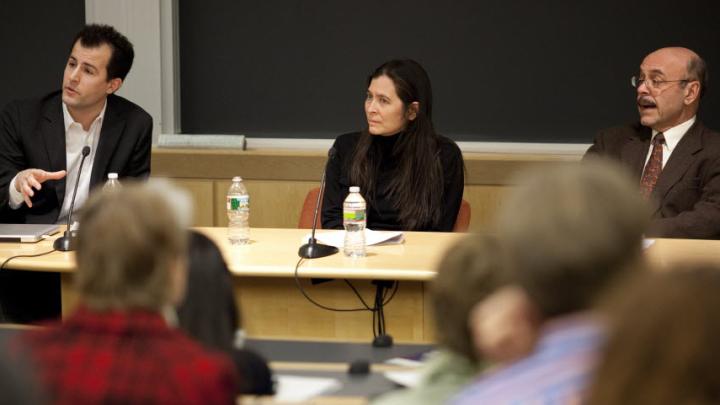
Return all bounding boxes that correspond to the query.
[0,91,152,224]
[585,121,720,239]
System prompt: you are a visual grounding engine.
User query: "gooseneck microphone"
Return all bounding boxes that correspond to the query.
[54,145,91,252]
[298,147,339,259]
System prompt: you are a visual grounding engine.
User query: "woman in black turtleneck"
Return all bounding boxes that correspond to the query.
[321,59,464,232]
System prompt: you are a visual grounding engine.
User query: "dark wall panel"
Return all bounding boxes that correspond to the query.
[180,1,720,143]
[0,1,86,109]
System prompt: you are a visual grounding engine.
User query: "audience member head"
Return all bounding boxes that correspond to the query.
[431,233,513,362]
[353,58,448,230]
[177,230,239,355]
[498,159,649,318]
[75,180,192,312]
[635,47,706,132]
[472,160,650,361]
[176,231,275,395]
[587,267,720,405]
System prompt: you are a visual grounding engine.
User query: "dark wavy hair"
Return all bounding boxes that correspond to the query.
[71,24,134,81]
[349,59,444,230]
[177,231,239,354]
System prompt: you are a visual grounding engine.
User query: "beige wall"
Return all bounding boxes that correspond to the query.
[151,148,581,231]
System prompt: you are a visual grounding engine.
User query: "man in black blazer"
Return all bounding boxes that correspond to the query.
[0,24,152,225]
[585,47,720,239]
[0,24,152,322]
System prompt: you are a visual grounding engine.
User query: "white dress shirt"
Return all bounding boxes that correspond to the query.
[644,116,696,169]
[8,102,106,224]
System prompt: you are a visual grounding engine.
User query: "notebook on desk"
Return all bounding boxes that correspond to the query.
[0,224,59,243]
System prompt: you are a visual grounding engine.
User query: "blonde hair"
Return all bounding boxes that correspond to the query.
[431,233,511,361]
[75,181,189,311]
[495,159,650,317]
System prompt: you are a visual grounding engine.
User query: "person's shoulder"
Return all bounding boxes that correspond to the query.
[157,332,237,398]
[162,330,233,369]
[332,132,362,153]
[436,134,462,158]
[695,121,720,144]
[596,122,646,141]
[2,90,60,115]
[334,132,361,145]
[107,94,152,123]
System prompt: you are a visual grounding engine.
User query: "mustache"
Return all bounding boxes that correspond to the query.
[637,96,657,107]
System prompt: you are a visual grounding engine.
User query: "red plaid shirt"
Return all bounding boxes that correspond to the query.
[20,307,237,405]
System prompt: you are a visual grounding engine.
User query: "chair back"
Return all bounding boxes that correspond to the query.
[298,187,322,229]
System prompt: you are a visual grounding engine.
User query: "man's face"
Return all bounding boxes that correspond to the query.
[62,41,120,113]
[636,49,697,132]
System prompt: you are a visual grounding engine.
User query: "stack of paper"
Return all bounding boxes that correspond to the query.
[302,229,404,248]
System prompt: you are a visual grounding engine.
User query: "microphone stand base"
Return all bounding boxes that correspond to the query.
[372,334,394,348]
[53,231,77,252]
[298,242,338,259]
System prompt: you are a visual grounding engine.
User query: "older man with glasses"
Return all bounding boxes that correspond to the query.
[585,47,720,239]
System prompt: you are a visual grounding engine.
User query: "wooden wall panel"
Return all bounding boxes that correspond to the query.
[213,180,318,228]
[463,185,514,231]
[235,277,427,342]
[166,179,215,226]
[152,148,581,231]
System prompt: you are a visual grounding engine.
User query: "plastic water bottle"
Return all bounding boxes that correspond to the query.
[103,173,121,191]
[343,186,366,257]
[227,176,250,245]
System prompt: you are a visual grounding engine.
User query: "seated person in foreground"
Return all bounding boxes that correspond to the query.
[451,160,650,404]
[584,47,720,238]
[322,59,464,231]
[18,183,236,404]
[372,233,511,405]
[177,230,274,396]
[586,267,720,405]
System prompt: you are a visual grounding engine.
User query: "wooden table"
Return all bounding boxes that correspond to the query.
[2,230,719,342]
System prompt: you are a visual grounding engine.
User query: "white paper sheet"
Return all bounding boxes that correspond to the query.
[302,229,404,248]
[384,369,423,388]
[273,375,342,402]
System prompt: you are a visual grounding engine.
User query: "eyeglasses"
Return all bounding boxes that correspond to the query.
[631,75,690,90]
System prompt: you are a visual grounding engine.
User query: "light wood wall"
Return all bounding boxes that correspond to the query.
[151,148,582,231]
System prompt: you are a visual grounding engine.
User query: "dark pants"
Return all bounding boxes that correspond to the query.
[0,270,61,323]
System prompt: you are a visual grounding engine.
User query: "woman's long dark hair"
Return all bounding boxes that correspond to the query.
[177,231,239,354]
[350,59,444,230]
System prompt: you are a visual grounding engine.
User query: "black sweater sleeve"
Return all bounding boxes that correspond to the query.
[435,137,465,232]
[321,133,357,229]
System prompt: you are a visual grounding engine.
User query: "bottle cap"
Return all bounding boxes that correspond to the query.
[108,173,118,179]
[349,186,360,193]
[232,176,242,182]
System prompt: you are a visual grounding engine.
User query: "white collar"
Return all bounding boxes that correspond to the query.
[651,116,696,150]
[62,100,108,132]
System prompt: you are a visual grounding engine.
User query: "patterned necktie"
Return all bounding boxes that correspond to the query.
[639,133,665,199]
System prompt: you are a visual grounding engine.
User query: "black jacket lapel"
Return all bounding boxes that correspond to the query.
[39,95,67,208]
[652,122,704,206]
[90,95,126,188]
[620,125,652,181]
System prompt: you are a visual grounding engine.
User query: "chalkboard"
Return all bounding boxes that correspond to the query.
[0,1,86,110]
[180,1,719,143]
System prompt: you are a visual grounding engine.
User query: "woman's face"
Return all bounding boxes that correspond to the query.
[365,75,417,136]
